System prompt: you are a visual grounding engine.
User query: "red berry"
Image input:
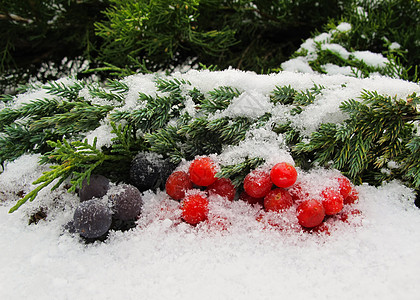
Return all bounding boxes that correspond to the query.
[336,176,352,198]
[264,188,293,212]
[288,182,309,202]
[270,162,298,188]
[165,171,193,200]
[321,187,344,215]
[206,177,236,201]
[239,191,264,206]
[181,193,209,225]
[344,187,359,205]
[296,199,325,228]
[243,169,273,198]
[188,157,218,186]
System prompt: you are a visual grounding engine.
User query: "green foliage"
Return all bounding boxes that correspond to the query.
[0,0,109,93]
[294,92,420,188]
[295,0,420,81]
[94,0,349,73]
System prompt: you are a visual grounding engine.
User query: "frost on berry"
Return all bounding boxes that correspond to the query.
[188,156,218,186]
[130,152,177,192]
[344,188,359,205]
[296,199,325,228]
[321,187,344,216]
[181,191,209,225]
[109,184,143,221]
[270,162,298,188]
[206,177,236,201]
[336,176,352,199]
[165,171,193,200]
[264,188,293,212]
[78,174,110,202]
[73,199,112,239]
[243,169,273,198]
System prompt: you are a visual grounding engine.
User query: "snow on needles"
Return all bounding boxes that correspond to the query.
[1,69,420,300]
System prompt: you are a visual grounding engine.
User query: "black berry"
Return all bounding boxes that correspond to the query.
[73,199,112,239]
[78,174,110,202]
[110,184,143,221]
[130,152,176,191]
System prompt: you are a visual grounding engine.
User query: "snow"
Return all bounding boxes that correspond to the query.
[321,43,350,60]
[352,51,389,68]
[336,22,352,32]
[1,68,420,299]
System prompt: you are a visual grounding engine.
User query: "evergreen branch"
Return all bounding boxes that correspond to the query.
[200,86,241,113]
[106,79,129,93]
[30,102,113,135]
[88,85,125,103]
[43,81,86,101]
[145,125,185,163]
[217,157,265,187]
[0,98,75,130]
[270,85,297,105]
[154,77,191,94]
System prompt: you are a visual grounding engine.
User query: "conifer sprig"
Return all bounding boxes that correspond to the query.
[294,92,419,186]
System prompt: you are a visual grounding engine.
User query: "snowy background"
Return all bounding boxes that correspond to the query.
[1,67,420,299]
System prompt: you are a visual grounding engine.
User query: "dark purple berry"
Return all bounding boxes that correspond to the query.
[73,199,112,239]
[110,184,143,221]
[78,174,110,202]
[130,152,176,191]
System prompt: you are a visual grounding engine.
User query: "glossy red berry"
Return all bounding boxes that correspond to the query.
[336,176,352,199]
[165,171,193,200]
[243,169,273,198]
[239,191,265,206]
[270,162,298,188]
[321,187,344,215]
[296,199,325,228]
[206,177,236,201]
[188,157,218,186]
[181,193,209,225]
[264,188,293,212]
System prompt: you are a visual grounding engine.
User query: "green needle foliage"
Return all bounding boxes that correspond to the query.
[94,0,351,74]
[1,71,419,212]
[294,91,420,188]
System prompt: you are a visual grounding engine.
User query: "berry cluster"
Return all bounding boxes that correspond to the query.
[68,154,361,241]
[164,156,360,232]
[69,175,144,240]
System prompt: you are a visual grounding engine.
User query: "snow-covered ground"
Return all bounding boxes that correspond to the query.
[0,179,419,299]
[1,68,420,299]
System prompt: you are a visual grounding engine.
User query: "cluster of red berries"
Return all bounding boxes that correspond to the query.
[164,156,360,232]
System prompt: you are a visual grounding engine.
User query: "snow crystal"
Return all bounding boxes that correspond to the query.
[299,37,317,54]
[212,90,273,120]
[322,63,354,76]
[321,43,351,60]
[314,32,332,43]
[389,42,401,50]
[352,51,388,68]
[0,154,45,199]
[83,122,117,148]
[281,57,315,73]
[218,127,293,167]
[336,22,352,32]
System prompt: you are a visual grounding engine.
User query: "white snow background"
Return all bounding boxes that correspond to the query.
[1,69,420,300]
